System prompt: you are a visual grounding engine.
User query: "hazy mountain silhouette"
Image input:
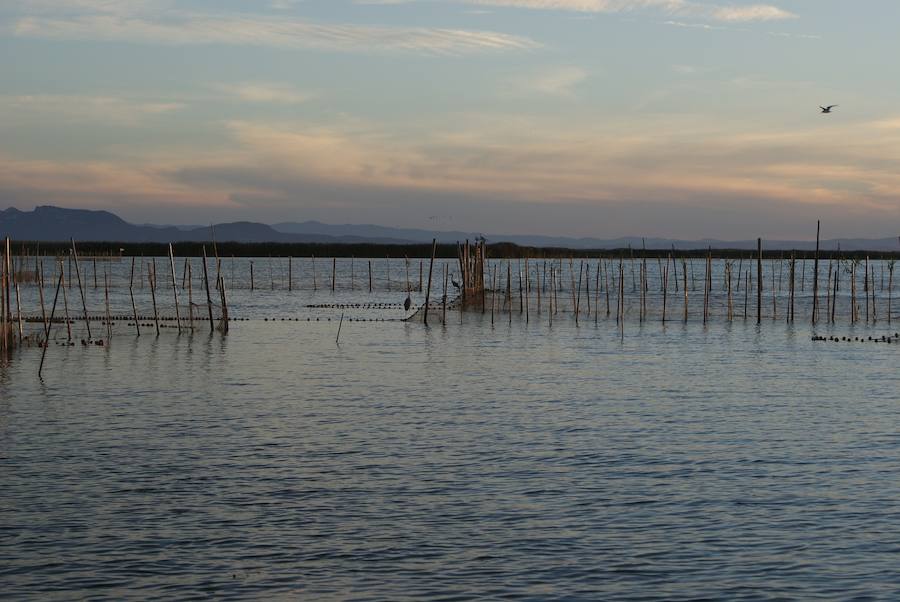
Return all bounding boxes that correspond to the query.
[0,206,412,244]
[2,205,899,251]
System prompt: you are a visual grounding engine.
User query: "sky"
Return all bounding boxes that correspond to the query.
[2,0,900,239]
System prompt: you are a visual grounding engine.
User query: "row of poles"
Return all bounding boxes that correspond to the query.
[1,238,230,376]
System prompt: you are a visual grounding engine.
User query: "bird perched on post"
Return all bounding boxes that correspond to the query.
[820,105,838,114]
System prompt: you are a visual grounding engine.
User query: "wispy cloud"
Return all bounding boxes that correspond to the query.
[463,0,796,22]
[215,83,315,105]
[11,9,540,54]
[506,66,589,97]
[0,94,183,125]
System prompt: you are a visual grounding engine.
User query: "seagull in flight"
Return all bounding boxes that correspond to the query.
[820,105,838,114]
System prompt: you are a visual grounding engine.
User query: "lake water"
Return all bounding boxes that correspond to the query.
[3,257,900,600]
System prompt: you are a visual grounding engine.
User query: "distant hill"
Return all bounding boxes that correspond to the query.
[2,205,900,251]
[0,206,410,244]
[274,220,900,252]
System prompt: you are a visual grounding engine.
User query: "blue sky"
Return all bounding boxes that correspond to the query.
[2,0,899,239]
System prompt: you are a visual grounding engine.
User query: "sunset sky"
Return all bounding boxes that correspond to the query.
[2,1,899,239]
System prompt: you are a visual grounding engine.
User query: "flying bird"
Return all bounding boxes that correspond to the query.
[820,105,838,114]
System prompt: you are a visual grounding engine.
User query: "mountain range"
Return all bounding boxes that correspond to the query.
[2,205,900,251]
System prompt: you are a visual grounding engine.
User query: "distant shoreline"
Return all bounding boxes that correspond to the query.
[6,240,900,260]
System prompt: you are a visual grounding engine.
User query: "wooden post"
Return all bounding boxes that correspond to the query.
[757,238,762,325]
[525,257,530,323]
[149,260,160,336]
[38,260,48,335]
[889,262,894,325]
[423,239,437,326]
[812,220,820,324]
[168,244,182,332]
[288,256,293,291]
[187,260,194,329]
[442,264,448,325]
[662,260,669,322]
[865,256,870,323]
[507,261,512,326]
[218,276,229,333]
[250,261,255,291]
[332,257,337,292]
[71,239,92,340]
[491,264,497,326]
[61,267,72,342]
[202,246,215,333]
[13,270,22,343]
[575,261,583,326]
[104,270,112,343]
[789,254,795,323]
[129,256,140,336]
[38,270,63,378]
[368,260,373,293]
[312,256,317,291]
[683,258,688,322]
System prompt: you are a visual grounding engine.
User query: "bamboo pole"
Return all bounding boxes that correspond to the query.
[549,267,554,328]
[575,261,583,326]
[663,261,669,322]
[250,261,255,291]
[168,244,182,332]
[332,257,337,292]
[104,270,112,343]
[1,245,6,359]
[508,260,512,326]
[202,246,214,333]
[218,275,229,333]
[13,271,22,343]
[38,260,48,334]
[757,238,762,325]
[368,260,373,293]
[149,260,160,336]
[38,270,63,378]
[129,256,140,336]
[423,239,436,326]
[871,259,877,323]
[812,220,820,324]
[442,264,448,325]
[491,264,497,326]
[312,256,317,291]
[606,259,611,317]
[187,261,194,329]
[288,256,293,291]
[71,239,92,341]
[519,258,524,314]
[865,256,870,323]
[524,258,530,323]
[889,262,894,325]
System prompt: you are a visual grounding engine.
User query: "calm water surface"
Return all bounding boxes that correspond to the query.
[2,258,900,600]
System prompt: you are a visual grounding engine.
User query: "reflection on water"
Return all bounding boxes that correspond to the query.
[3,262,900,599]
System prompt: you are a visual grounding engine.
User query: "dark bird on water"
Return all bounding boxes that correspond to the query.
[404,295,412,311]
[820,105,838,114]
